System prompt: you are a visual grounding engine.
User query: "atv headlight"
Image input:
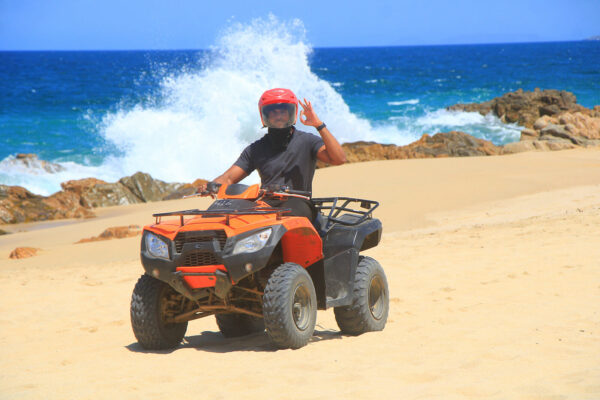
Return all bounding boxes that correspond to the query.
[145,232,170,260]
[232,228,272,255]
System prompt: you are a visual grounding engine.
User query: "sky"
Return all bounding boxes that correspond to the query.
[1,0,599,50]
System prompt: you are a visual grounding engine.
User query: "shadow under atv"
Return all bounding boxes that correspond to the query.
[125,326,342,354]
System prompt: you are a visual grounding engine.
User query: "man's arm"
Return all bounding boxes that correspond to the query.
[212,165,248,185]
[198,165,248,194]
[299,98,346,166]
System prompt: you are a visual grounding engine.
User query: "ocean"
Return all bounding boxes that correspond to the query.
[2,18,599,195]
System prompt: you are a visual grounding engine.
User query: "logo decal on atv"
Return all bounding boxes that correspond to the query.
[214,200,232,207]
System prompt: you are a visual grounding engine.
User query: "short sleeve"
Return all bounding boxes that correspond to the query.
[233,144,255,174]
[308,132,325,158]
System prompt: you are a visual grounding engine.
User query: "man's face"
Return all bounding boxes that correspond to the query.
[267,107,290,129]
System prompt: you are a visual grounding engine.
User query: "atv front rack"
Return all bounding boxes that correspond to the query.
[312,197,379,229]
[152,207,291,226]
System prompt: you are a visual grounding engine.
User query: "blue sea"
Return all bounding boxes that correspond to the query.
[1,18,599,195]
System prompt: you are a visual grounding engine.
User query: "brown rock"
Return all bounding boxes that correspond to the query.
[10,153,65,173]
[448,89,590,128]
[520,128,539,140]
[43,191,96,219]
[119,172,171,202]
[9,247,40,259]
[318,131,501,167]
[76,225,141,243]
[501,140,576,154]
[60,177,140,207]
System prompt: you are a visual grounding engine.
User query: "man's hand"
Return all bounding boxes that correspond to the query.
[299,99,323,127]
[197,183,210,196]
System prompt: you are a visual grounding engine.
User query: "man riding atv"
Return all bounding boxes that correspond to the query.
[130,89,388,351]
[202,88,347,218]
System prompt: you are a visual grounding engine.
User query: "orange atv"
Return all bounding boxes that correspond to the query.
[130,182,388,350]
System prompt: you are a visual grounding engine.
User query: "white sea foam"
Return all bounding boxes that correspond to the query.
[388,99,420,106]
[94,15,415,186]
[413,109,522,142]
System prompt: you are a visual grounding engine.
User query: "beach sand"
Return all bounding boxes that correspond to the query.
[1,149,599,399]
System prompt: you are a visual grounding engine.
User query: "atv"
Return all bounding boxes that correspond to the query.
[130,182,389,350]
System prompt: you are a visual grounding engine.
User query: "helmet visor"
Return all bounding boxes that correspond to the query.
[261,103,297,128]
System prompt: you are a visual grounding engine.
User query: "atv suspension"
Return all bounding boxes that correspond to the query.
[167,286,264,324]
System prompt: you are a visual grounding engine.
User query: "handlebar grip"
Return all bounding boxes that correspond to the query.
[206,182,222,193]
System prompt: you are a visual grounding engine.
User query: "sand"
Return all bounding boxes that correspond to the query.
[1,148,599,399]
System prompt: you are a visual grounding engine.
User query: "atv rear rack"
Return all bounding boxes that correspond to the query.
[312,197,379,228]
[152,207,291,226]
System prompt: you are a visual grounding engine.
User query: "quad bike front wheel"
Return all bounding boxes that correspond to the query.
[334,256,389,335]
[262,263,317,349]
[215,313,265,338]
[130,274,188,350]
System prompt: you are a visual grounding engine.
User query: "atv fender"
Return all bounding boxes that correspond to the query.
[322,217,382,308]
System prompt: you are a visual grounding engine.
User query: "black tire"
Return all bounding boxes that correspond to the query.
[130,274,188,350]
[334,256,389,335]
[263,263,317,349]
[215,313,265,338]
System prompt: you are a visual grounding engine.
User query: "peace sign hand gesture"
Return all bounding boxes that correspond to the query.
[299,98,323,128]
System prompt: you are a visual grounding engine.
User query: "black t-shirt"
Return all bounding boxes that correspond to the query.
[234,128,324,192]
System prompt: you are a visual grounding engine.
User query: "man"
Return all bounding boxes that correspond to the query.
[202,88,346,220]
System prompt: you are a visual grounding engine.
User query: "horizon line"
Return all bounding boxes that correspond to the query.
[0,38,595,52]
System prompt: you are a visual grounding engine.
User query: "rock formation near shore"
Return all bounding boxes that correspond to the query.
[448,89,600,154]
[0,184,96,224]
[317,131,501,168]
[0,172,206,225]
[447,89,597,128]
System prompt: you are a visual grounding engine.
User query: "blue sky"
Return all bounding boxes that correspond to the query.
[1,0,599,50]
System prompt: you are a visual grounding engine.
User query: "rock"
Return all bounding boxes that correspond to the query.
[119,172,171,202]
[318,131,501,167]
[540,123,577,143]
[400,131,501,157]
[0,183,96,224]
[520,128,538,140]
[44,191,96,219]
[76,225,141,243]
[501,140,576,154]
[448,89,589,128]
[9,247,40,259]
[1,153,66,173]
[533,116,553,130]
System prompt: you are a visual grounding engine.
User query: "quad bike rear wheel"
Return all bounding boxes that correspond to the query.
[215,313,265,338]
[334,256,389,335]
[262,263,317,349]
[130,274,188,350]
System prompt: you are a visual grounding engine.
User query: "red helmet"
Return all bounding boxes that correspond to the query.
[258,88,298,128]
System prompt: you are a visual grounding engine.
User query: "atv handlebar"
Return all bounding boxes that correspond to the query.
[194,182,311,200]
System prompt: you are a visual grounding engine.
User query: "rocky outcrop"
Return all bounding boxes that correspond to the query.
[0,184,95,224]
[318,131,501,167]
[447,89,597,128]
[9,247,40,259]
[119,172,184,203]
[0,171,199,225]
[75,225,141,243]
[0,153,65,173]
[448,90,600,155]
